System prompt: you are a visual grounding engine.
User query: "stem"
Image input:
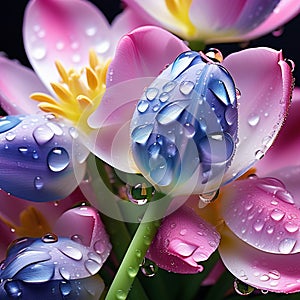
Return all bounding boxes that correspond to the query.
[105,193,169,300]
[188,40,206,51]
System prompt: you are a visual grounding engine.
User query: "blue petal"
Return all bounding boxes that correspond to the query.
[0,114,87,201]
[130,51,238,192]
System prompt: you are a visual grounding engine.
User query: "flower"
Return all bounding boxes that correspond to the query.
[0,188,112,298]
[0,0,144,201]
[146,88,300,293]
[89,26,293,198]
[123,0,300,43]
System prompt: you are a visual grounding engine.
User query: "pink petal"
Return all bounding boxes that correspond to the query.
[54,206,111,262]
[23,0,112,91]
[0,56,46,115]
[241,0,300,42]
[219,226,300,293]
[146,205,220,274]
[256,87,300,175]
[222,47,293,183]
[221,176,300,254]
[88,26,189,172]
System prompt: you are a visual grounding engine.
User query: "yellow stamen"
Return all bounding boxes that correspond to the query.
[30,49,110,133]
[165,0,196,36]
[0,206,51,238]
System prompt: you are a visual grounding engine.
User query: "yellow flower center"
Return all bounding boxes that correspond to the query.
[31,49,110,133]
[0,206,51,238]
[165,0,196,37]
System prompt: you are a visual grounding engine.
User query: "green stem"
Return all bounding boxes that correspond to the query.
[105,193,169,300]
[188,40,206,51]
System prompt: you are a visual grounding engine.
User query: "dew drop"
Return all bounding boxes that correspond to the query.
[268,270,280,280]
[156,102,187,125]
[284,58,295,72]
[270,209,285,221]
[261,290,269,294]
[248,115,260,126]
[225,106,237,126]
[85,259,101,275]
[180,229,187,236]
[59,245,83,260]
[276,189,294,204]
[159,92,169,102]
[162,81,176,92]
[199,190,219,204]
[33,47,46,60]
[260,274,270,281]
[0,116,22,133]
[126,183,154,205]
[95,40,110,54]
[127,266,138,278]
[179,81,194,95]
[59,281,72,297]
[72,54,81,63]
[94,240,108,256]
[135,249,142,258]
[18,147,28,154]
[253,219,264,232]
[33,125,55,145]
[69,127,79,139]
[5,132,16,141]
[131,124,153,144]
[148,142,161,159]
[205,48,223,63]
[47,147,70,172]
[235,88,241,99]
[56,41,65,50]
[140,258,158,277]
[85,26,97,36]
[59,267,71,280]
[4,280,22,298]
[233,278,254,296]
[46,122,63,135]
[184,123,195,137]
[145,87,158,101]
[32,150,39,159]
[255,150,264,160]
[137,100,149,113]
[272,26,284,37]
[34,176,44,190]
[278,238,297,254]
[116,289,127,300]
[284,222,299,233]
[42,233,58,243]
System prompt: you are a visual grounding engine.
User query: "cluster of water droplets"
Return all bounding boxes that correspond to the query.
[130,49,238,192]
[0,114,88,201]
[0,224,109,299]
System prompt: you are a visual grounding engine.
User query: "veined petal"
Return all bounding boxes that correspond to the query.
[146,205,220,274]
[221,176,300,254]
[0,56,46,115]
[222,47,293,184]
[0,114,87,202]
[23,0,112,92]
[256,88,300,175]
[219,226,300,293]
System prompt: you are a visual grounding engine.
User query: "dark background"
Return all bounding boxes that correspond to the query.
[0,0,299,86]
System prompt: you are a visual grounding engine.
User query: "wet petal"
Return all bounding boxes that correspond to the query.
[54,206,112,262]
[219,226,300,293]
[0,114,87,201]
[0,56,46,115]
[0,275,104,300]
[222,47,293,183]
[146,205,220,274]
[221,176,300,254]
[23,0,112,91]
[256,88,300,175]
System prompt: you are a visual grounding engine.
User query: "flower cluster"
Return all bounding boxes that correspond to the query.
[0,0,299,299]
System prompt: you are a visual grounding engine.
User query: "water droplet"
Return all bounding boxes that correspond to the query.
[59,281,72,297]
[162,81,176,92]
[137,100,149,113]
[116,289,127,300]
[284,222,299,233]
[85,26,97,36]
[234,278,254,296]
[85,259,101,275]
[235,88,241,99]
[4,280,22,298]
[5,132,16,141]
[278,238,297,254]
[18,147,28,154]
[184,123,195,137]
[32,150,39,159]
[42,233,58,243]
[135,249,142,258]
[33,47,46,60]
[284,58,295,72]
[225,106,237,126]
[199,190,219,204]
[270,209,285,221]
[126,183,154,205]
[255,150,264,160]
[260,274,270,281]
[180,229,187,236]
[0,116,22,133]
[156,102,187,125]
[131,124,153,144]
[148,142,161,159]
[179,81,194,95]
[34,176,44,190]
[46,122,63,135]
[59,267,71,280]
[276,189,294,204]
[95,40,110,54]
[272,26,284,37]
[56,41,65,50]
[140,258,158,277]
[59,245,83,260]
[145,88,158,101]
[159,92,169,102]
[248,115,260,126]
[33,125,54,145]
[205,48,223,63]
[69,127,79,139]
[261,290,269,294]
[127,266,138,278]
[47,147,70,172]
[253,219,264,232]
[268,270,280,280]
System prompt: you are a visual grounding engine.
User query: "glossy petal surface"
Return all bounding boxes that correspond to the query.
[0,114,87,201]
[222,48,293,184]
[147,205,220,274]
[219,226,300,293]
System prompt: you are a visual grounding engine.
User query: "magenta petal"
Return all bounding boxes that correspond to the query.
[0,56,46,115]
[146,205,220,274]
[219,226,300,293]
[221,176,300,254]
[23,0,112,91]
[222,48,293,183]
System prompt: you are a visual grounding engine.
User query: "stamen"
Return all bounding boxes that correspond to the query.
[38,102,72,119]
[55,60,69,84]
[77,95,94,107]
[86,67,99,91]
[31,93,59,106]
[89,49,100,70]
[50,82,74,104]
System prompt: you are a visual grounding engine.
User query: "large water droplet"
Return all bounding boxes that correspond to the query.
[159,92,169,102]
[32,47,46,60]
[59,281,72,297]
[284,221,299,233]
[156,102,188,125]
[33,125,55,145]
[34,176,44,190]
[278,238,297,254]
[276,189,294,204]
[59,267,71,280]
[5,132,16,141]
[248,115,260,126]
[4,280,22,298]
[42,233,58,243]
[270,209,285,221]
[199,190,219,204]
[162,81,176,92]
[268,270,281,280]
[127,266,138,278]
[116,289,127,300]
[179,81,194,95]
[184,123,195,138]
[233,278,254,296]
[59,245,83,260]
[225,106,237,126]
[126,183,153,205]
[137,100,149,113]
[131,124,153,144]
[140,258,158,277]
[0,116,22,133]
[145,88,158,101]
[148,142,161,159]
[85,259,101,275]
[205,48,223,63]
[46,122,63,135]
[47,147,70,172]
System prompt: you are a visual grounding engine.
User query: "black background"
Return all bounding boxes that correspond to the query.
[0,0,299,86]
